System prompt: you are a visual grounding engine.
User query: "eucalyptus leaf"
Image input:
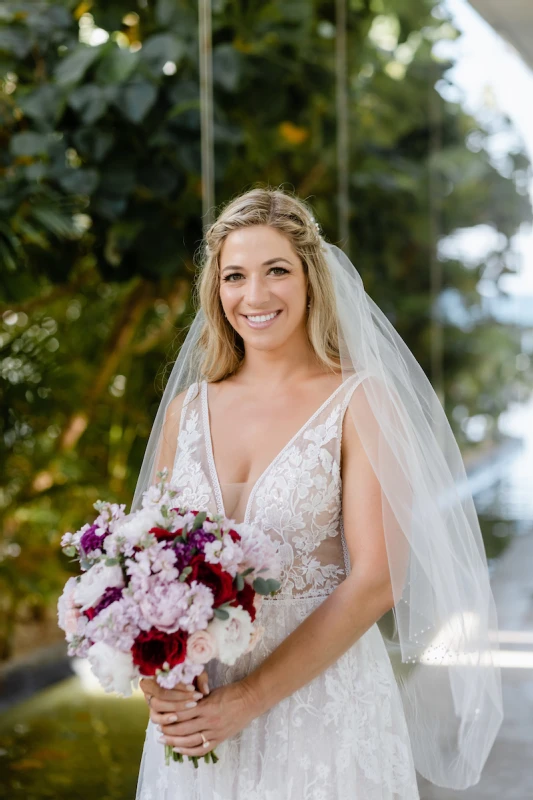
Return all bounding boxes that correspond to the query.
[191,511,207,531]
[235,573,245,591]
[213,607,230,620]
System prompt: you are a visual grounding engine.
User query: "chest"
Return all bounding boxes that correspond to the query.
[172,380,350,527]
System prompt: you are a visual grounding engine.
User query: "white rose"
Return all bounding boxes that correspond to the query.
[244,624,265,654]
[208,606,253,666]
[57,576,79,633]
[73,562,124,611]
[87,641,138,697]
[186,629,219,664]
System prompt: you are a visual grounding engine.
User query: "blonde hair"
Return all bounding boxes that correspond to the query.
[193,186,341,383]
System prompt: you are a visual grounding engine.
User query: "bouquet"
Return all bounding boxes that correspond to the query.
[57,468,281,767]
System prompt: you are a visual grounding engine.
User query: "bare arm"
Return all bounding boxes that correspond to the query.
[240,386,395,717]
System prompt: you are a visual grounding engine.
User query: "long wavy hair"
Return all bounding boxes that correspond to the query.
[193,186,342,383]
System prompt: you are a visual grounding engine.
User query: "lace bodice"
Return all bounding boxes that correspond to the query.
[171,374,365,600]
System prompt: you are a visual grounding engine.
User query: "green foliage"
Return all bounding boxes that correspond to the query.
[0,0,531,660]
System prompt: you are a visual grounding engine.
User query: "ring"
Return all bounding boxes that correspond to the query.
[199,732,209,748]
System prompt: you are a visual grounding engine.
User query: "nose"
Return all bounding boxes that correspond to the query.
[243,274,271,307]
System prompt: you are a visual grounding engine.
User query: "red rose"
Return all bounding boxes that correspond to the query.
[228,529,241,543]
[187,555,237,607]
[148,526,175,542]
[230,581,256,622]
[84,607,97,621]
[132,627,188,675]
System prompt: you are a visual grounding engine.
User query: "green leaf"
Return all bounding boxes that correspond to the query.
[253,576,281,595]
[19,85,64,129]
[105,557,119,566]
[235,573,245,591]
[114,78,158,123]
[10,132,49,157]
[191,511,207,531]
[62,546,77,557]
[57,168,99,196]
[140,33,185,77]
[213,607,230,620]
[69,84,109,125]
[213,44,242,92]
[95,45,139,84]
[55,44,104,86]
[0,27,32,59]
[178,566,193,582]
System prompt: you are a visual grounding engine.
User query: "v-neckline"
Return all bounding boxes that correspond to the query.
[201,375,357,525]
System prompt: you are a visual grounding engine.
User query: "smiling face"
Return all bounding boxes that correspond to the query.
[219,225,309,352]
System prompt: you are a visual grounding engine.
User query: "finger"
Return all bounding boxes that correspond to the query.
[174,744,215,756]
[196,670,210,695]
[150,692,203,714]
[158,715,210,738]
[140,677,198,701]
[150,705,201,727]
[139,677,158,696]
[158,732,214,753]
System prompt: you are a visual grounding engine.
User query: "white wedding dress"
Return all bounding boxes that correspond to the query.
[135,375,420,799]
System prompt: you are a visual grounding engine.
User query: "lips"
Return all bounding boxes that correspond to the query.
[240,310,282,329]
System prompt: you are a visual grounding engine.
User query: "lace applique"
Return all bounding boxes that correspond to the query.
[170,383,212,513]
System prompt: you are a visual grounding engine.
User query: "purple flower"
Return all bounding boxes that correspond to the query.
[173,541,195,571]
[80,524,108,555]
[188,529,216,551]
[93,586,124,615]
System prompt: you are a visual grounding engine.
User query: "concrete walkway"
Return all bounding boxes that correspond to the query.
[417,528,533,799]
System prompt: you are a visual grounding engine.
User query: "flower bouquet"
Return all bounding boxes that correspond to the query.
[57,468,281,767]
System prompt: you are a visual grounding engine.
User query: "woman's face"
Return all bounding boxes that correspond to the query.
[219,225,308,352]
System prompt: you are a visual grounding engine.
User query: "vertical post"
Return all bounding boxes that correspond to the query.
[336,0,350,252]
[198,0,215,229]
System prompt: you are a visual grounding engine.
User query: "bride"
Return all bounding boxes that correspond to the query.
[133,188,502,799]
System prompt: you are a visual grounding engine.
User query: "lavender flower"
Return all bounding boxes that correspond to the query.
[156,658,204,689]
[85,596,142,652]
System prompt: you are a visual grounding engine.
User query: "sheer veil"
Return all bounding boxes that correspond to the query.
[130,239,503,790]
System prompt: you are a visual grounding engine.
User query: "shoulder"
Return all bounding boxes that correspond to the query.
[164,383,200,429]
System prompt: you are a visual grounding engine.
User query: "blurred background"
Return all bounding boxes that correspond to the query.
[0,0,532,798]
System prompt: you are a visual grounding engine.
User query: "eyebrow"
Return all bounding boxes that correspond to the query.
[221,257,292,274]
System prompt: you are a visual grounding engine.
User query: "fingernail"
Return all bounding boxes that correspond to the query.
[167,715,178,723]
[157,736,166,744]
[186,684,195,691]
[193,692,203,700]
[185,701,197,708]
[173,747,182,753]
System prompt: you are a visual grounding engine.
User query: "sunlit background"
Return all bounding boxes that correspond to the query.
[0,1,532,798]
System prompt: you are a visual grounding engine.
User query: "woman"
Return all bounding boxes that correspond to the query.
[133,188,502,799]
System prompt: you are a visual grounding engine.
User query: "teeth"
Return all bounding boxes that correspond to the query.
[246,312,278,323]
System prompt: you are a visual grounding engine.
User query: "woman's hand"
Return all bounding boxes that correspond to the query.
[154,680,258,757]
[139,670,210,730]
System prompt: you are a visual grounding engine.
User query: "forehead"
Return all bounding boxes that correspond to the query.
[220,225,298,265]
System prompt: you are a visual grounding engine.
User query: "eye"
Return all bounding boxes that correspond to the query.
[222,266,289,282]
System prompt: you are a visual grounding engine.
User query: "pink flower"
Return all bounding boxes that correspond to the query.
[64,607,81,636]
[186,629,218,664]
